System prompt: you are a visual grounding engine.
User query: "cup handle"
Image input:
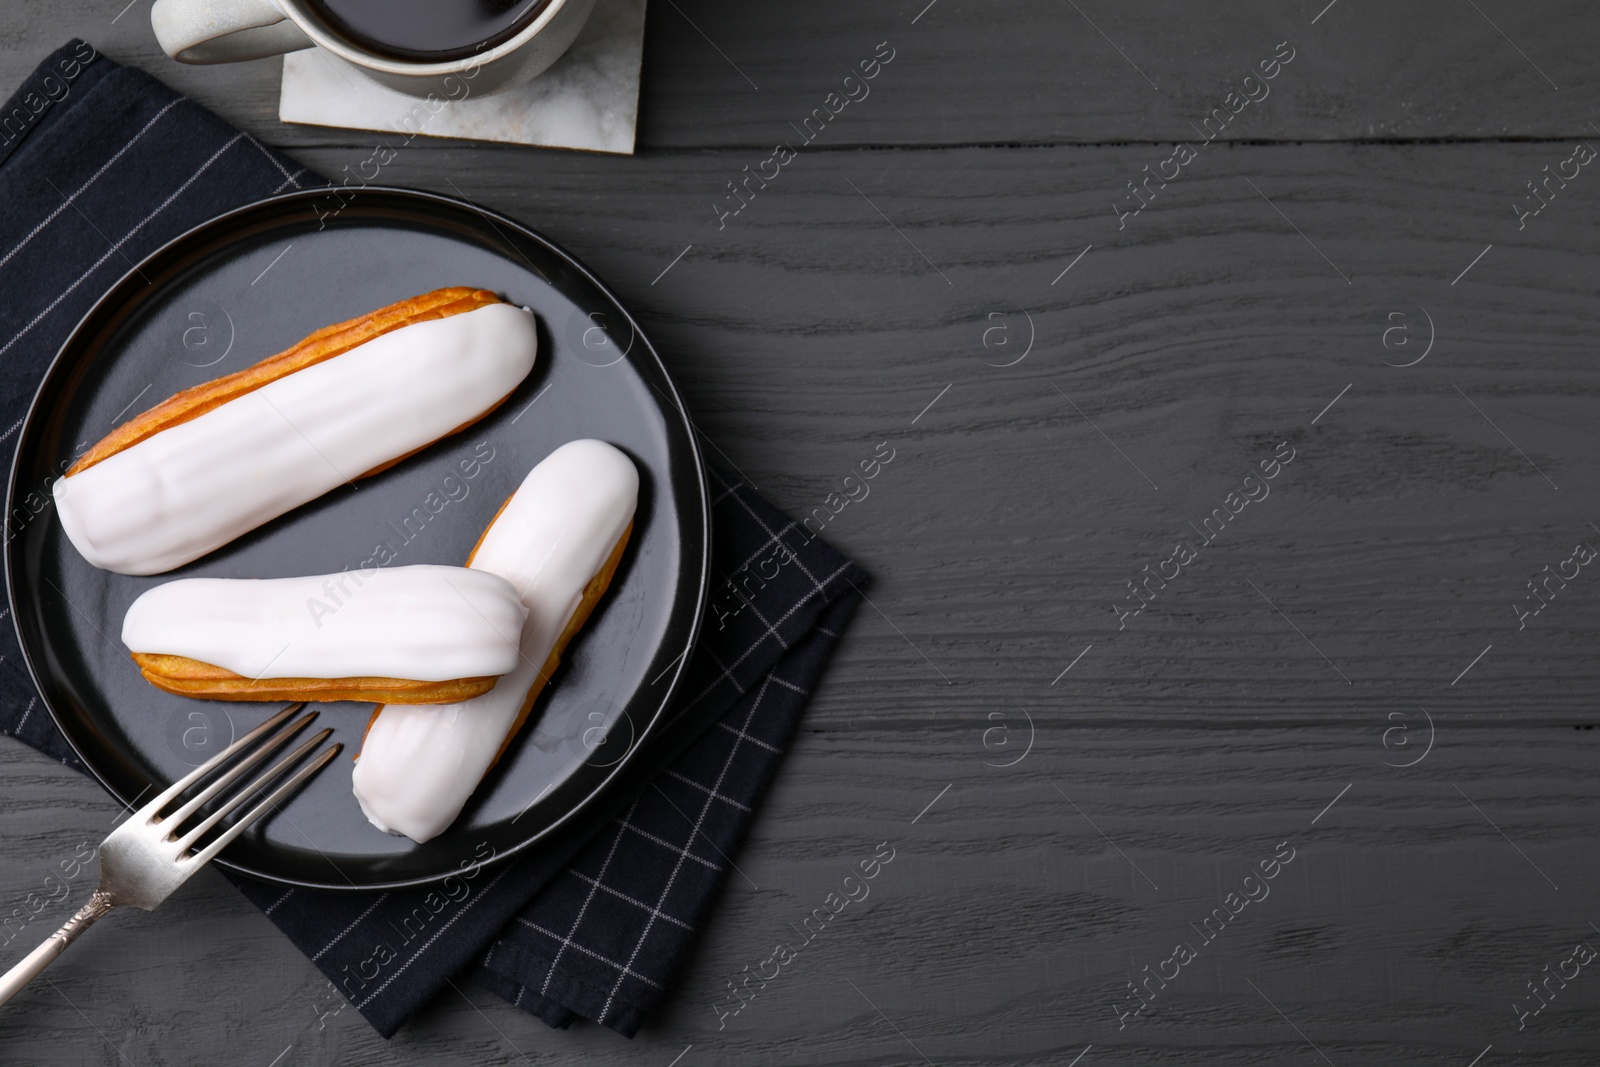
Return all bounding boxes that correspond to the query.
[151,0,313,64]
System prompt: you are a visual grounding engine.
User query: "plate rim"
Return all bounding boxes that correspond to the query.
[4,184,711,891]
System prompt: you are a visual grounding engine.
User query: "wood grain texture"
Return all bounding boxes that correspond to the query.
[3,3,1600,1065]
[6,1,1600,149]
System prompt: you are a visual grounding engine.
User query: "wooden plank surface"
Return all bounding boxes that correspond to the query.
[7,2,1600,148]
[3,3,1600,1065]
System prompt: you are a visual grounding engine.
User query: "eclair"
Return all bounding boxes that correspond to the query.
[352,439,639,843]
[122,565,528,704]
[54,288,538,576]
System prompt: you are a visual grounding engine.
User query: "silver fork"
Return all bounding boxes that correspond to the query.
[0,703,339,1005]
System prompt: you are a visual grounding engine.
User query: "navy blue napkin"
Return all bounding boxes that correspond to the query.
[0,41,866,1037]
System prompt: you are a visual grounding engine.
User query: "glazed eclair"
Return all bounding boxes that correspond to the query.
[54,288,538,576]
[122,565,529,704]
[352,439,639,843]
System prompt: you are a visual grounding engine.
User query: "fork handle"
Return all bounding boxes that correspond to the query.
[0,888,115,1006]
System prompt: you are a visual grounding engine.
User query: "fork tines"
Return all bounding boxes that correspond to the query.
[141,703,340,865]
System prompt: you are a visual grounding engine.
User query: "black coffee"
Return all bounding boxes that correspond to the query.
[306,0,552,62]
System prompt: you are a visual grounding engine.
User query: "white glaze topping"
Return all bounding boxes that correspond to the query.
[352,439,639,842]
[122,565,528,681]
[54,303,538,576]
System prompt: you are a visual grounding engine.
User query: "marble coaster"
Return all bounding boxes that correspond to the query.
[278,0,646,154]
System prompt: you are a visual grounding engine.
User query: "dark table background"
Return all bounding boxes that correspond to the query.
[3,2,1600,1064]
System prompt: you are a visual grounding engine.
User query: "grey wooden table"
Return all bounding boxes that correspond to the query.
[3,2,1600,1064]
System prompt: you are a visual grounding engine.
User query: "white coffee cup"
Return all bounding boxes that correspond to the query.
[150,0,598,99]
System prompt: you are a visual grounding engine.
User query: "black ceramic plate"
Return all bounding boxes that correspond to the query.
[5,187,709,890]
